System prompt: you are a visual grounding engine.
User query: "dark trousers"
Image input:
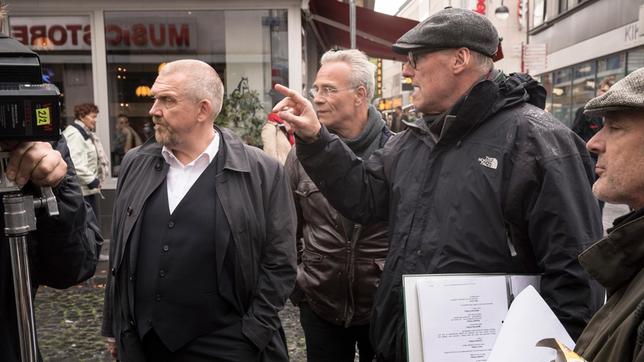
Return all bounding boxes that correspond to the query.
[141,323,260,362]
[84,194,99,223]
[299,303,375,362]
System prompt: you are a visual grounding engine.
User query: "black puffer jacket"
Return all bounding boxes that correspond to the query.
[297,72,605,361]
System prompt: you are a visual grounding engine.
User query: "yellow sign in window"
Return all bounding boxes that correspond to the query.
[36,107,51,126]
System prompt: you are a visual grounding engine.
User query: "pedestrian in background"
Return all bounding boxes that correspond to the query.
[285,49,390,362]
[574,67,644,362]
[102,59,296,362]
[572,77,614,212]
[261,112,293,165]
[273,7,603,361]
[62,103,110,220]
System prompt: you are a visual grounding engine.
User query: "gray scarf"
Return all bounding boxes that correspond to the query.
[338,105,387,159]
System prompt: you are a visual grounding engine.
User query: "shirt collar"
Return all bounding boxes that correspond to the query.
[161,131,220,168]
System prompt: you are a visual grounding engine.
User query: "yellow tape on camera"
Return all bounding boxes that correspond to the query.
[36,107,51,126]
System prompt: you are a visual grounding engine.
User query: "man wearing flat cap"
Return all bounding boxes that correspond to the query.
[272,7,603,361]
[573,67,644,362]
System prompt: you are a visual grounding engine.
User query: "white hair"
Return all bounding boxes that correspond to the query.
[320,49,377,100]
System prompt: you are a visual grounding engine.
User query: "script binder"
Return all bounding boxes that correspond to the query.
[402,273,541,362]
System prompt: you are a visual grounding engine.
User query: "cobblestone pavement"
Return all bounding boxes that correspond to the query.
[34,254,307,362]
[33,203,629,361]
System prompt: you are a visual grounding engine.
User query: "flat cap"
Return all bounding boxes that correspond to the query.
[392,7,499,57]
[584,67,644,117]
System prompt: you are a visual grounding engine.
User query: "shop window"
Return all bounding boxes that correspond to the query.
[570,61,596,128]
[8,16,95,127]
[626,47,644,74]
[103,10,288,176]
[540,73,553,113]
[551,68,572,127]
[596,53,624,93]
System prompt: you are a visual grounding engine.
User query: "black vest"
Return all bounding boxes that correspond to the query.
[134,153,238,351]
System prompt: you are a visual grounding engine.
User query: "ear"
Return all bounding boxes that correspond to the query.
[355,86,367,105]
[452,48,470,75]
[196,99,214,124]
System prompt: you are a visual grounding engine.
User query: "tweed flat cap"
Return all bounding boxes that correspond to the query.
[392,7,499,57]
[585,67,644,117]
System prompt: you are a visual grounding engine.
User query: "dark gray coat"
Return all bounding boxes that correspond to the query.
[101,128,297,361]
[297,73,604,361]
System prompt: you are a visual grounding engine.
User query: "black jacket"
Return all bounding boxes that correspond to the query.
[101,128,297,362]
[297,72,604,361]
[0,138,101,362]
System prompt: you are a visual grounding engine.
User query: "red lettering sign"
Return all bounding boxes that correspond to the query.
[10,22,192,50]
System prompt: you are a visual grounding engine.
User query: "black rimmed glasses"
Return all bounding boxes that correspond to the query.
[407,49,438,70]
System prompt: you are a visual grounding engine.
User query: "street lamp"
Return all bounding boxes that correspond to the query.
[495,0,510,20]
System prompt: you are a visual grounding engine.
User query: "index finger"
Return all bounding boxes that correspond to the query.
[273,84,309,108]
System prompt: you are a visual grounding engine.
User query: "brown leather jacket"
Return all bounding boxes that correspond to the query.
[285,148,389,327]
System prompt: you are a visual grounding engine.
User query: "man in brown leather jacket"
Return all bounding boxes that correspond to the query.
[284,49,391,362]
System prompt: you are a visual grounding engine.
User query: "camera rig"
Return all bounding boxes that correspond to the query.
[0,32,63,362]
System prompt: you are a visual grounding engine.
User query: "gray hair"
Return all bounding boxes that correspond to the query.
[470,50,494,74]
[320,49,376,100]
[159,59,224,116]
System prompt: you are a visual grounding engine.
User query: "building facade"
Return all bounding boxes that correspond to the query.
[378,0,528,112]
[2,0,304,235]
[530,0,644,126]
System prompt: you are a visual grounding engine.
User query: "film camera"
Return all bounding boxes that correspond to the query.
[0,32,62,362]
[0,32,61,192]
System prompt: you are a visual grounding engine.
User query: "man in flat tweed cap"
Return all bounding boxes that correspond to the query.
[574,67,644,362]
[271,7,603,361]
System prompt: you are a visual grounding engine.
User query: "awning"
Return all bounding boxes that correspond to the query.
[306,0,419,61]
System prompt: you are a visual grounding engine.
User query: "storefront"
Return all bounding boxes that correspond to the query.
[530,0,644,127]
[3,0,302,233]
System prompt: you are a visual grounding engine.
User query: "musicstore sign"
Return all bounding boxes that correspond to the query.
[9,16,197,51]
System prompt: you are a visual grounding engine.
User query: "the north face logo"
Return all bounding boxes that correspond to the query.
[478,156,498,170]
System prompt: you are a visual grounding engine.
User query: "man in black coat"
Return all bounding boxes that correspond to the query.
[0,140,100,362]
[272,7,603,362]
[102,59,296,362]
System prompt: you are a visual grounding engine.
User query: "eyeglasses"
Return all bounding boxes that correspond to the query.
[308,86,358,99]
[407,50,437,70]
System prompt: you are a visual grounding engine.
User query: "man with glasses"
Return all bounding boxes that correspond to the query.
[284,49,391,362]
[273,7,603,362]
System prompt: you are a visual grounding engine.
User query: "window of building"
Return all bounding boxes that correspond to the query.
[533,0,546,27]
[8,16,95,127]
[540,73,554,113]
[103,9,288,175]
[597,53,625,91]
[558,0,568,14]
[626,47,644,74]
[552,68,572,126]
[571,61,595,126]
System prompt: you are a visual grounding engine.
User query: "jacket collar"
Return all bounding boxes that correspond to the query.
[578,209,644,294]
[71,120,91,140]
[137,126,251,174]
[405,79,500,145]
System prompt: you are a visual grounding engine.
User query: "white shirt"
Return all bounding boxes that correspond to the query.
[161,132,220,213]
